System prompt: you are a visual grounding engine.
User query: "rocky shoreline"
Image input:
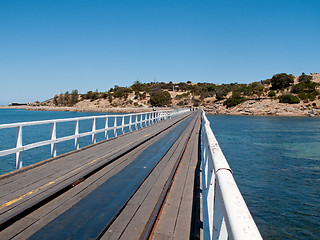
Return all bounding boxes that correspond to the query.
[0,105,156,113]
[1,101,319,117]
[204,99,319,117]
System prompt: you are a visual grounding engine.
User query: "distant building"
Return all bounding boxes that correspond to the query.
[10,103,28,106]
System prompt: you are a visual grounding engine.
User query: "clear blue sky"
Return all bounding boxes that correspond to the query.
[1,0,319,105]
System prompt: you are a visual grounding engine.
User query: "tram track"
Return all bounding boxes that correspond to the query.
[0,111,199,240]
[140,111,199,240]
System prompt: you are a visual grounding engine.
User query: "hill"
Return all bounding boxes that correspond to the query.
[34,72,320,117]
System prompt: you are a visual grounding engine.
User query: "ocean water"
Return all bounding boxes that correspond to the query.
[0,109,133,175]
[207,114,320,240]
[0,110,319,239]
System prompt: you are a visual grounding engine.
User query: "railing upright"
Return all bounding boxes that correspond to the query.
[129,115,132,132]
[1,109,189,171]
[92,117,96,144]
[135,114,139,130]
[51,122,57,158]
[142,114,145,127]
[16,125,22,169]
[114,116,117,137]
[121,115,125,134]
[201,110,262,240]
[75,120,80,149]
[104,117,108,139]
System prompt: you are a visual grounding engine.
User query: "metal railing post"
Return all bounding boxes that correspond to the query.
[16,125,23,169]
[135,114,139,130]
[144,113,147,127]
[105,117,108,139]
[92,117,96,144]
[144,113,147,126]
[1,109,189,172]
[129,115,132,132]
[121,115,125,134]
[139,113,143,128]
[51,122,57,157]
[213,184,228,240]
[75,120,79,150]
[201,110,262,240]
[114,116,117,137]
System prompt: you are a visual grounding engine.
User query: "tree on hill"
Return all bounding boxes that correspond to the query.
[150,90,172,106]
[81,90,100,101]
[279,94,300,104]
[270,73,294,90]
[298,73,312,83]
[224,91,247,108]
[53,90,79,106]
[131,80,147,92]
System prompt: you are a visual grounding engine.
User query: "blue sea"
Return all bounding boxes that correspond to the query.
[0,109,131,175]
[207,114,320,240]
[0,109,319,239]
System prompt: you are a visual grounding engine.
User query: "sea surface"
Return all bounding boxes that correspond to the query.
[0,109,319,239]
[0,109,129,175]
[207,114,320,240]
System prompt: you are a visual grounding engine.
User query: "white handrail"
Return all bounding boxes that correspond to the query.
[0,109,190,170]
[201,110,262,240]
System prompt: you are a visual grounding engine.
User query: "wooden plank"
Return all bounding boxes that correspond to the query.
[0,114,190,225]
[174,117,201,239]
[101,135,188,239]
[152,112,201,240]
[102,113,198,240]
[0,119,177,239]
[0,115,180,190]
[115,114,198,240]
[0,112,195,238]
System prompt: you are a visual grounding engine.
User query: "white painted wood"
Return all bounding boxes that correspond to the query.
[0,109,189,170]
[51,122,57,157]
[201,110,262,240]
[16,125,22,169]
[75,120,79,149]
[104,117,108,139]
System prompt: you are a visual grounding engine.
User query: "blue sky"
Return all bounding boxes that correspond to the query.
[1,0,319,105]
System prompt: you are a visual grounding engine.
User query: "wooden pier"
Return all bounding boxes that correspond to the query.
[0,111,202,239]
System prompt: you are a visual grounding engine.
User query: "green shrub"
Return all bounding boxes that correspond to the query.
[307,93,316,101]
[192,98,200,107]
[175,92,189,100]
[298,91,307,101]
[224,92,247,108]
[279,94,300,104]
[271,73,294,90]
[298,73,312,83]
[150,91,172,106]
[54,90,79,106]
[268,91,276,97]
[82,90,100,101]
[291,81,318,94]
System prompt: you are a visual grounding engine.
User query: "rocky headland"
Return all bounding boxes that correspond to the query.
[2,72,320,117]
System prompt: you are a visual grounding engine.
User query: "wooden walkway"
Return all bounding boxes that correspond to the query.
[0,111,202,239]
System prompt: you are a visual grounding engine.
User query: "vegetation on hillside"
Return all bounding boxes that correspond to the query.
[53,90,79,106]
[50,73,320,108]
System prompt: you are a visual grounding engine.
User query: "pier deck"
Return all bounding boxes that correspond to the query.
[0,111,201,239]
